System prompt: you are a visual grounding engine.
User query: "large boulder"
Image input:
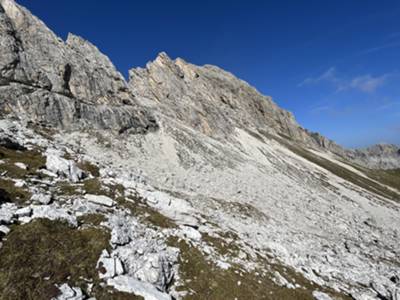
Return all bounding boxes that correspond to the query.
[45,149,85,182]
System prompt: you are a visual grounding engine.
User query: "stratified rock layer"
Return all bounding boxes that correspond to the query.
[129,52,399,169]
[129,52,316,143]
[0,0,157,133]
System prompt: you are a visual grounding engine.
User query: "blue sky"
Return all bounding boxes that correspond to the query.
[18,0,400,148]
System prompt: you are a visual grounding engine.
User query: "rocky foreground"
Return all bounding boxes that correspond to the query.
[0,0,400,299]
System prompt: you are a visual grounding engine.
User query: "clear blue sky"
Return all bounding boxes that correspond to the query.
[18,0,400,148]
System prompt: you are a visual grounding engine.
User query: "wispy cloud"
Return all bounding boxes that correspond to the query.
[377,101,400,111]
[298,67,338,87]
[299,67,390,93]
[360,41,400,55]
[341,74,388,93]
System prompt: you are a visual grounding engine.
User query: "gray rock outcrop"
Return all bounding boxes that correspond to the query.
[129,52,315,144]
[0,0,157,133]
[350,144,400,170]
[129,52,400,169]
[0,0,397,169]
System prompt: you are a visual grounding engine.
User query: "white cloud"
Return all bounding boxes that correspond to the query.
[341,74,388,93]
[360,41,400,54]
[298,67,338,87]
[377,101,400,111]
[299,67,390,93]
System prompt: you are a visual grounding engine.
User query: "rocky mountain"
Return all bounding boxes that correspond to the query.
[0,0,156,132]
[350,144,400,170]
[0,1,400,300]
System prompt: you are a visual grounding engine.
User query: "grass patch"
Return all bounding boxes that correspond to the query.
[202,231,241,257]
[270,134,400,202]
[93,287,144,300]
[77,161,100,177]
[0,146,45,179]
[0,218,110,299]
[168,237,350,300]
[0,178,31,205]
[83,178,104,195]
[356,167,400,192]
[77,213,106,226]
[55,181,82,197]
[83,178,124,198]
[168,238,319,300]
[116,196,177,229]
[218,200,268,221]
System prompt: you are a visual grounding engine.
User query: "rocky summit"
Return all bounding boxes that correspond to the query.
[0,1,400,300]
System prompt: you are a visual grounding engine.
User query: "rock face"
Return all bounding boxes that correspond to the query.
[129,52,400,169]
[129,52,316,144]
[350,144,400,170]
[0,0,157,133]
[0,0,397,169]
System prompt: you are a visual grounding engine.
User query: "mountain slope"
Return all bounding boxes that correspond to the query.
[0,1,400,300]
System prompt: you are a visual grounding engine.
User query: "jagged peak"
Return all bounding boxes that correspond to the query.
[154,51,173,65]
[66,32,85,44]
[0,0,24,27]
[66,32,101,53]
[360,143,399,152]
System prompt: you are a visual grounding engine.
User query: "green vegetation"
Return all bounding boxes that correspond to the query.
[0,146,45,179]
[54,177,176,229]
[0,178,31,205]
[167,237,349,300]
[271,134,400,202]
[202,231,241,257]
[55,181,82,197]
[82,178,124,198]
[77,213,107,226]
[0,218,110,299]
[78,161,101,177]
[116,196,177,229]
[94,288,144,300]
[355,167,400,193]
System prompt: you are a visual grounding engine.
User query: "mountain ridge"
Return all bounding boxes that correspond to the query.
[1,1,400,300]
[1,0,398,170]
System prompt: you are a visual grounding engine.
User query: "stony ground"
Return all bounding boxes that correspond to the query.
[1,119,399,300]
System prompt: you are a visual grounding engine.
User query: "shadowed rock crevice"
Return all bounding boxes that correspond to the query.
[62,63,72,96]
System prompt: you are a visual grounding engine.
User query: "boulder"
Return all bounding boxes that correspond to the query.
[0,225,10,235]
[15,206,32,217]
[85,194,115,207]
[31,193,52,205]
[312,291,334,300]
[107,275,171,300]
[97,249,124,279]
[31,205,77,227]
[0,203,17,224]
[46,150,85,182]
[179,225,202,241]
[14,162,27,170]
[53,283,85,300]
